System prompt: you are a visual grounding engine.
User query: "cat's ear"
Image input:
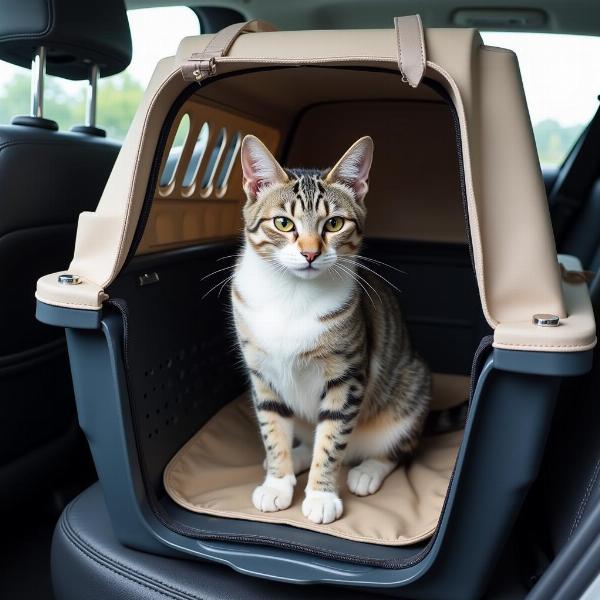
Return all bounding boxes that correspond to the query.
[240,135,288,201]
[325,136,374,203]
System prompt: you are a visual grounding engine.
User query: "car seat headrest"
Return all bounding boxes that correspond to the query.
[0,0,132,80]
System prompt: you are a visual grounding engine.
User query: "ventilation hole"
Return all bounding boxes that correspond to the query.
[164,401,169,409]
[182,122,210,189]
[154,429,159,435]
[148,433,152,439]
[215,131,241,195]
[159,113,191,187]
[143,393,148,399]
[145,413,150,419]
[200,128,227,193]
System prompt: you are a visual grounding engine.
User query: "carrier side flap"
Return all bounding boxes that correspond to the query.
[35,272,106,311]
[182,19,278,81]
[493,255,597,353]
[394,15,426,88]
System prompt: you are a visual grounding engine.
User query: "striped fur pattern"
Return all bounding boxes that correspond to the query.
[231,135,431,524]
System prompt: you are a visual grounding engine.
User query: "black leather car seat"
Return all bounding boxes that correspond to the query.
[52,483,382,600]
[0,0,131,505]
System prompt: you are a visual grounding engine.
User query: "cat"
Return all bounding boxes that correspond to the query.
[230,134,431,525]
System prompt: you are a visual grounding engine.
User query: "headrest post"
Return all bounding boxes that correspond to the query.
[30,46,46,118]
[85,64,100,128]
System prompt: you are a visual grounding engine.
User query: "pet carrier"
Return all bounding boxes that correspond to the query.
[36,16,595,599]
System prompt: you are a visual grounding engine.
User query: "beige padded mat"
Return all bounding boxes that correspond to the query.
[164,374,467,546]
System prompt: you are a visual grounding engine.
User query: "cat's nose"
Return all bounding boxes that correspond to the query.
[301,250,321,264]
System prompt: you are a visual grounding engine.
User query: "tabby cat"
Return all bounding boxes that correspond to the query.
[231,134,431,524]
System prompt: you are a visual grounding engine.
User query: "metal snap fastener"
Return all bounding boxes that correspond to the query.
[58,273,81,285]
[533,314,560,327]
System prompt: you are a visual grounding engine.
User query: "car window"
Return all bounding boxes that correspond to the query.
[0,7,199,139]
[481,32,600,168]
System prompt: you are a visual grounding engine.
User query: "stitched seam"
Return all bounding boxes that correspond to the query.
[61,499,202,600]
[395,19,404,77]
[569,457,600,539]
[34,293,101,309]
[0,0,53,42]
[417,15,425,78]
[493,341,596,349]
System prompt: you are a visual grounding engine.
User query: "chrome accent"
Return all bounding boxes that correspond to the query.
[85,64,100,128]
[58,274,82,285]
[532,314,560,327]
[30,47,46,118]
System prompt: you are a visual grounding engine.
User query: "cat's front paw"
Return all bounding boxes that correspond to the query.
[302,490,343,524]
[252,474,295,512]
[347,459,391,496]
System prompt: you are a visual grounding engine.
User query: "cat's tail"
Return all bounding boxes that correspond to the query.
[423,401,469,436]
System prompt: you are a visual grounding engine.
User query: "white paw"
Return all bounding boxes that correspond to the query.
[252,474,295,512]
[302,490,343,524]
[347,460,389,496]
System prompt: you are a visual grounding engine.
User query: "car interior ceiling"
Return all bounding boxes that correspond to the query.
[2,2,600,600]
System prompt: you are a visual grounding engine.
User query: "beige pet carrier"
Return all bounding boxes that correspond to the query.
[36,16,595,599]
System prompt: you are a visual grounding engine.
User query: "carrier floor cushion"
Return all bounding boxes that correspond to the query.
[164,374,467,546]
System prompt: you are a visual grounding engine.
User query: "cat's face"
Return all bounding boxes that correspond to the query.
[240,135,373,280]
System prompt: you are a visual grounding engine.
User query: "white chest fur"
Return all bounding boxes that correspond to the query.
[233,246,354,421]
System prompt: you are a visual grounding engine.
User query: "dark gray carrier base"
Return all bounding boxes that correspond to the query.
[36,240,591,599]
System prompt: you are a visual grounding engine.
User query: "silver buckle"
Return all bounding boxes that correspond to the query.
[192,57,217,81]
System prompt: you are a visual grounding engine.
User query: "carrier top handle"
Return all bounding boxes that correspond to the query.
[394,15,427,88]
[182,19,278,82]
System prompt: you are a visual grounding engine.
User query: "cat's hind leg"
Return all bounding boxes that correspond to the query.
[347,457,396,496]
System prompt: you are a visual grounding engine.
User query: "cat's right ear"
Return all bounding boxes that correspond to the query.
[240,135,288,201]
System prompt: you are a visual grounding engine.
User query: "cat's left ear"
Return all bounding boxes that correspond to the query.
[325,136,374,203]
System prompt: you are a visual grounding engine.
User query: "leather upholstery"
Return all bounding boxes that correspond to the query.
[0,125,119,502]
[52,483,380,600]
[561,180,600,272]
[543,276,600,554]
[0,0,131,79]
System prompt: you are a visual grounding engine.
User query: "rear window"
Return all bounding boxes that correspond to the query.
[0,7,199,139]
[481,32,600,168]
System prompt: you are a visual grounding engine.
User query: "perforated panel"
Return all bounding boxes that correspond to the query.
[108,242,246,493]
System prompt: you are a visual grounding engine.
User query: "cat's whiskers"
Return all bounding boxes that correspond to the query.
[201,274,235,300]
[201,265,235,281]
[337,257,403,294]
[334,264,379,308]
[216,253,244,262]
[352,255,407,275]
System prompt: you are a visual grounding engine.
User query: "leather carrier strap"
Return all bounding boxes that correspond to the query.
[181,19,278,81]
[394,15,427,88]
[183,16,426,87]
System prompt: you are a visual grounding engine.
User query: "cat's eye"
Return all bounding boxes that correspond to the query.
[324,217,345,232]
[274,216,295,232]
